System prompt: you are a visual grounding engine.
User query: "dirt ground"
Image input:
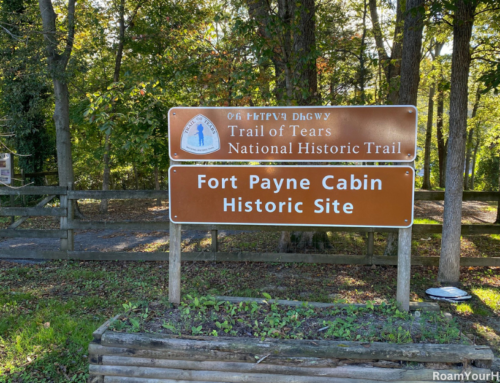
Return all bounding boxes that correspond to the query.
[414,200,497,224]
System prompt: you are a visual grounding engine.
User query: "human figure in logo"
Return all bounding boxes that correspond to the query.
[194,124,204,146]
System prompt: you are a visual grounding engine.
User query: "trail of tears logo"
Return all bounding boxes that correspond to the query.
[180,115,220,155]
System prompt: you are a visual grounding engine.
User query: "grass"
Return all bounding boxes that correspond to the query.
[0,259,499,382]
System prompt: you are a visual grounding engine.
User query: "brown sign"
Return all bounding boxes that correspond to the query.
[168,106,417,162]
[169,166,414,228]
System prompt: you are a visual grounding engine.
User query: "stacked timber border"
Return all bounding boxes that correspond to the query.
[87,312,497,383]
[0,185,500,267]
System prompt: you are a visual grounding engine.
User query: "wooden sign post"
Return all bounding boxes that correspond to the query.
[168,106,416,310]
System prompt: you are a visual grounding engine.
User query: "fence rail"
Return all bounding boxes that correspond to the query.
[0,249,498,267]
[1,187,500,266]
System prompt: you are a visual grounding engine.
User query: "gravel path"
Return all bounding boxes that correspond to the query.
[0,229,244,253]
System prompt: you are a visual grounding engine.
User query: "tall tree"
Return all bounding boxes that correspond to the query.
[38,0,76,187]
[464,86,481,190]
[422,42,444,190]
[368,0,403,104]
[436,71,448,188]
[100,0,142,213]
[384,0,425,256]
[1,0,55,185]
[438,0,479,284]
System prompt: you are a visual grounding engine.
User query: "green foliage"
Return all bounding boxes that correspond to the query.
[0,0,56,184]
[475,151,499,191]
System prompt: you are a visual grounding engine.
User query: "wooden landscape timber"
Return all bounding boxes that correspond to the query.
[87,323,495,383]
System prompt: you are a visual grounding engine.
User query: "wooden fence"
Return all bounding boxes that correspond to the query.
[0,185,499,267]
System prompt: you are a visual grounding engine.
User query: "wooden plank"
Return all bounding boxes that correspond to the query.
[89,344,262,364]
[93,315,122,342]
[459,257,500,267]
[103,377,229,383]
[414,191,500,201]
[90,344,407,367]
[99,332,495,363]
[0,207,66,217]
[15,171,58,178]
[27,220,500,235]
[90,365,412,383]
[184,252,370,264]
[99,356,491,382]
[67,190,169,200]
[65,221,169,231]
[0,230,67,239]
[413,224,500,235]
[102,377,463,383]
[9,195,56,229]
[463,191,500,201]
[0,250,499,267]
[0,186,66,196]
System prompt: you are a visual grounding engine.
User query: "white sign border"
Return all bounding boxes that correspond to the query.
[168,105,418,163]
[169,165,415,229]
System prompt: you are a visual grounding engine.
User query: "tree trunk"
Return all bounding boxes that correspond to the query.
[464,88,481,190]
[422,84,435,189]
[358,0,368,104]
[463,128,473,190]
[368,0,403,104]
[133,163,139,189]
[422,42,443,190]
[496,157,500,224]
[294,0,317,105]
[438,0,478,285]
[383,0,424,256]
[470,133,479,190]
[398,0,424,106]
[100,0,125,213]
[53,79,75,187]
[155,164,161,207]
[436,83,446,188]
[100,134,111,213]
[38,0,76,187]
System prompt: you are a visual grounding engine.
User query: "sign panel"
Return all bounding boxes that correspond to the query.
[168,106,417,162]
[0,154,11,184]
[169,166,414,228]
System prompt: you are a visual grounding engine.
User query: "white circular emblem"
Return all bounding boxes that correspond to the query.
[180,114,220,155]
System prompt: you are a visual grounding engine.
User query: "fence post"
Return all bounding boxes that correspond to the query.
[9,154,14,224]
[169,160,182,304]
[211,230,218,252]
[366,230,374,262]
[60,187,68,251]
[67,182,74,251]
[21,169,26,206]
[397,226,412,311]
